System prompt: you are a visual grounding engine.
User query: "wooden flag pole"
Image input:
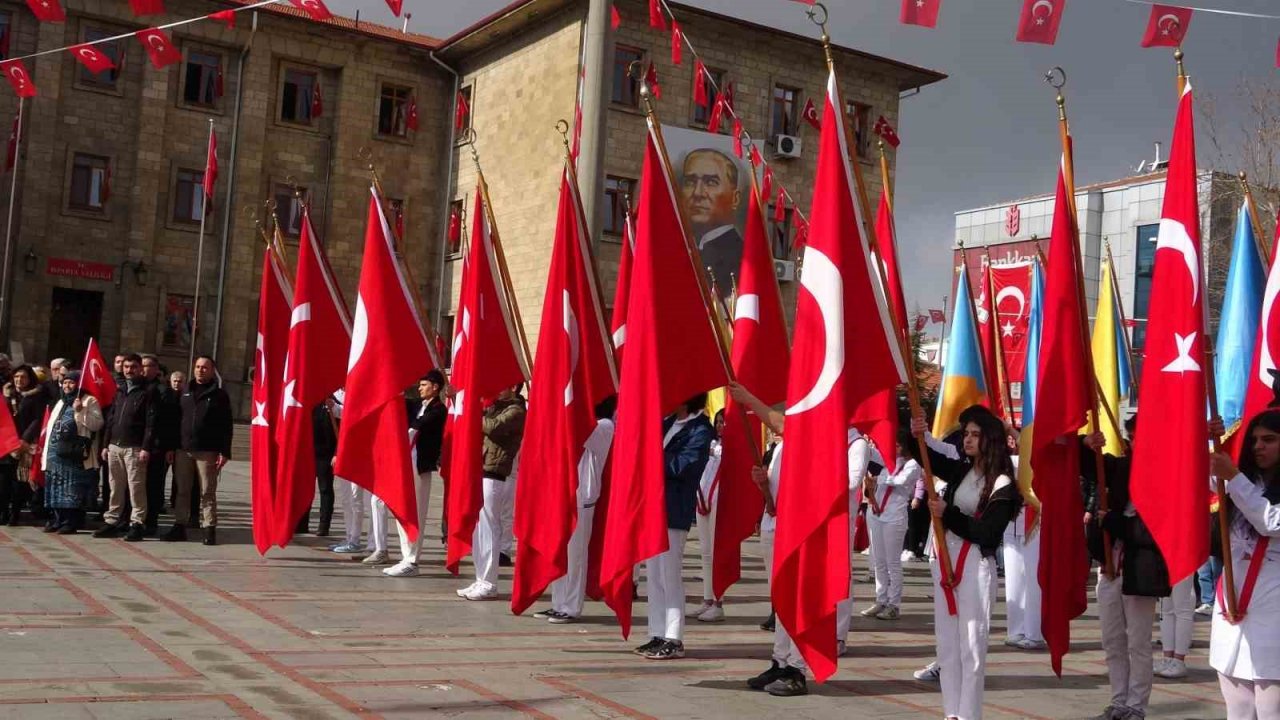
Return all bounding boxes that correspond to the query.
[1238,172,1272,268]
[808,2,954,589]
[984,250,1015,426]
[1047,70,1115,580]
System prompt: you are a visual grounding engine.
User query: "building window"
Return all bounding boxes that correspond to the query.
[273,183,307,236]
[182,50,222,108]
[770,206,793,259]
[612,45,644,107]
[77,27,122,90]
[163,294,195,349]
[1131,223,1158,402]
[377,83,412,137]
[68,153,109,211]
[692,67,727,126]
[280,67,318,125]
[772,85,800,137]
[173,168,206,223]
[604,176,635,238]
[846,101,872,160]
[0,14,13,61]
[456,85,473,134]
[440,314,455,368]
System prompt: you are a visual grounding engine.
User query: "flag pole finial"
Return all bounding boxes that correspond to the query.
[805,2,833,67]
[1174,47,1186,82]
[555,118,571,156]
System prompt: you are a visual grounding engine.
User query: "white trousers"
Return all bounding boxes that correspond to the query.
[394,472,432,565]
[337,477,367,547]
[1002,518,1043,642]
[932,547,997,720]
[550,505,595,617]
[764,527,854,670]
[1220,675,1280,720]
[644,529,689,641]
[868,512,907,607]
[370,494,389,554]
[1098,568,1156,715]
[698,504,717,602]
[500,471,516,556]
[1160,575,1196,656]
[471,476,505,590]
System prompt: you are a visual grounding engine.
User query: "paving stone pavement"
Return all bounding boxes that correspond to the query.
[0,461,1227,719]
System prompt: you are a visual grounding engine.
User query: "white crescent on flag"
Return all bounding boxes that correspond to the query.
[786,247,843,416]
[995,286,1027,320]
[562,290,580,407]
[347,297,368,373]
[734,294,760,324]
[1156,218,1200,304]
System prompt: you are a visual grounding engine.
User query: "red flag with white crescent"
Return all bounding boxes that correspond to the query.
[128,0,163,16]
[136,28,181,69]
[802,98,821,131]
[1015,0,1065,45]
[79,338,114,410]
[386,0,403,17]
[975,262,1007,420]
[70,43,115,75]
[250,245,293,554]
[901,0,941,27]
[1141,5,1191,47]
[772,69,906,682]
[203,129,218,207]
[1129,83,1210,584]
[289,0,333,21]
[25,0,65,23]
[1,60,37,99]
[609,212,635,359]
[990,262,1034,384]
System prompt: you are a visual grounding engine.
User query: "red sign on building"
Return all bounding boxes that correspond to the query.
[46,257,114,282]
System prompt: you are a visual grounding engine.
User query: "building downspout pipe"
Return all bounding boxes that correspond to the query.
[428,49,460,332]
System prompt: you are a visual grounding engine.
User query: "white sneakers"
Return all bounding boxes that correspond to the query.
[1154,657,1188,679]
[455,581,478,597]
[860,603,886,618]
[836,640,847,657]
[1015,637,1047,650]
[687,601,714,618]
[696,605,725,623]
[362,550,390,565]
[875,605,900,621]
[463,584,498,601]
[382,561,419,577]
[1194,603,1214,617]
[901,549,917,563]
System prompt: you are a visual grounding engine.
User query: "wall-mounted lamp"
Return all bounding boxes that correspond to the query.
[116,259,148,287]
[22,249,36,274]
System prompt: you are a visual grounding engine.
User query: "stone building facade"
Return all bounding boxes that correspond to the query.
[0,0,942,416]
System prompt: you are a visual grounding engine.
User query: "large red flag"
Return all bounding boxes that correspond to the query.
[511,165,617,615]
[875,189,909,347]
[598,121,728,636]
[1130,83,1210,584]
[1225,220,1280,461]
[990,262,1034,386]
[203,129,218,207]
[79,338,114,410]
[711,180,790,600]
[609,212,635,358]
[975,261,1008,421]
[444,185,528,573]
[773,70,907,682]
[273,211,351,546]
[334,189,433,544]
[1030,157,1091,676]
[250,245,293,555]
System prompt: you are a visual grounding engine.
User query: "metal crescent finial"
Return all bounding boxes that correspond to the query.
[357,146,375,170]
[555,119,570,153]
[264,198,278,213]
[1044,67,1066,90]
[242,205,258,222]
[806,2,828,30]
[627,59,644,81]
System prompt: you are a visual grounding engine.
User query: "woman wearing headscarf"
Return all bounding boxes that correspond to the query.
[39,371,103,533]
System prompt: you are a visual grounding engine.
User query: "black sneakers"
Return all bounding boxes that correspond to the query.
[633,637,663,656]
[764,667,808,697]
[548,613,578,625]
[760,611,776,632]
[644,640,684,660]
[202,528,217,546]
[124,524,145,542]
[163,524,187,542]
[747,661,787,690]
[499,553,513,567]
[93,524,123,539]
[532,608,556,619]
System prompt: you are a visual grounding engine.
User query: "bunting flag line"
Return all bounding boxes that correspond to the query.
[136,28,181,69]
[671,19,683,65]
[386,0,403,17]
[26,0,65,23]
[1,60,37,98]
[70,43,115,75]
[1015,0,1065,45]
[901,0,942,28]
[289,0,333,22]
[1140,4,1192,47]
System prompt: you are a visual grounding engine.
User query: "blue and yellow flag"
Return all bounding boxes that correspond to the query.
[933,263,988,437]
[1017,259,1045,514]
[1085,254,1134,455]
[1216,201,1266,438]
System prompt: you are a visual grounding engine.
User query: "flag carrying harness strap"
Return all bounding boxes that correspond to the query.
[696,475,720,516]
[1216,536,1270,624]
[867,484,894,517]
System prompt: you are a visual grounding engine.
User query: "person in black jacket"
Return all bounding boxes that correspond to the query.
[295,401,338,537]
[6,365,48,526]
[911,405,1020,720]
[1080,417,1170,720]
[634,393,714,662]
[141,355,179,536]
[93,354,156,541]
[164,356,232,546]
[382,370,448,578]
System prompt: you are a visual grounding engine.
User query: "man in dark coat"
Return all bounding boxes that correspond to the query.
[94,354,156,541]
[165,356,232,546]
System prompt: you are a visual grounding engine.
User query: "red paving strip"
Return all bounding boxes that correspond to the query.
[287,656,645,671]
[450,678,559,720]
[536,676,658,720]
[0,692,269,719]
[50,533,384,720]
[119,625,202,678]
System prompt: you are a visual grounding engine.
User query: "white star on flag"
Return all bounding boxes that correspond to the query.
[1161,332,1201,374]
[251,401,269,427]
[1002,321,1016,337]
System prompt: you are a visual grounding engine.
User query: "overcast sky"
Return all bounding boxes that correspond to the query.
[346,0,1278,314]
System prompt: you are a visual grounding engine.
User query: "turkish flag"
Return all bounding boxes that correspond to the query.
[444,186,527,573]
[1,60,36,99]
[609,213,634,358]
[79,338,114,410]
[793,215,809,250]
[975,261,1007,420]
[334,189,434,544]
[875,189,909,347]
[873,116,901,148]
[511,165,617,615]
[707,95,726,134]
[901,0,941,27]
[310,81,323,118]
[1030,157,1091,676]
[712,180,790,600]
[671,20,683,65]
[774,185,787,223]
[203,129,218,207]
[761,165,773,200]
[1141,5,1191,48]
[386,0,403,17]
[6,114,18,172]
[273,211,351,547]
[25,0,65,23]
[693,60,709,108]
[289,0,333,21]
[406,95,419,131]
[1225,220,1280,462]
[773,70,907,682]
[208,9,236,27]
[0,392,19,459]
[26,407,49,487]
[929,308,946,324]
[1129,83,1210,584]
[455,90,469,131]
[128,0,164,16]
[598,122,728,636]
[802,98,821,130]
[70,44,114,75]
[1016,0,1065,45]
[991,263,1034,384]
[648,0,665,30]
[644,62,660,100]
[249,244,293,554]
[732,119,743,158]
[136,28,181,69]
[611,5,620,30]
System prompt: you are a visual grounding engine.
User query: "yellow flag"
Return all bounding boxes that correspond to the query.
[1085,256,1127,455]
[706,387,726,421]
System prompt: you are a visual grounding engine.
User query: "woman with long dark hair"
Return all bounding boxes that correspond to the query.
[1208,409,1280,719]
[911,404,1021,720]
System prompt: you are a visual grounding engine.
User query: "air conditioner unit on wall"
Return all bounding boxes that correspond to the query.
[774,259,795,283]
[774,134,802,159]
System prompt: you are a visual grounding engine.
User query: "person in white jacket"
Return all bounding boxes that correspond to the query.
[1208,410,1280,720]
[861,431,921,621]
[537,398,616,623]
[690,411,725,622]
